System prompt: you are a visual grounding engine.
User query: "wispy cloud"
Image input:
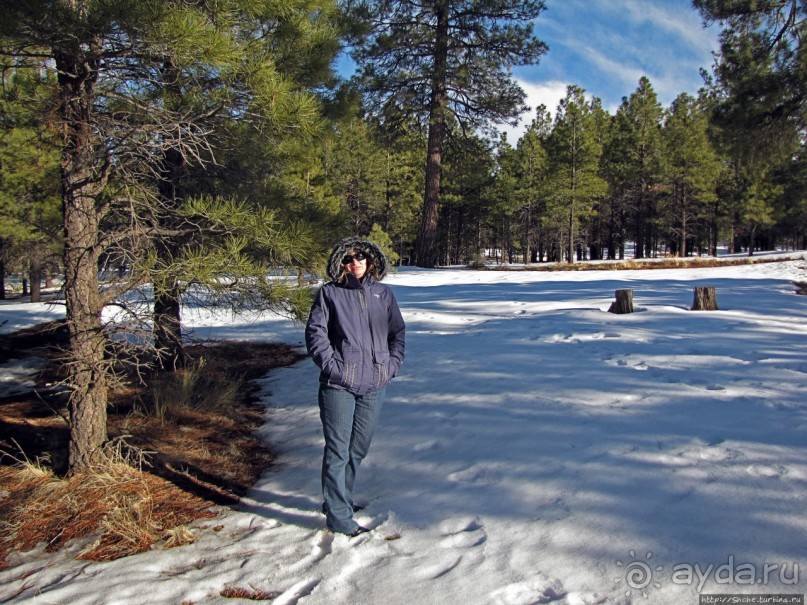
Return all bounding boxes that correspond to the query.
[617,0,719,53]
[520,0,719,114]
[504,0,720,141]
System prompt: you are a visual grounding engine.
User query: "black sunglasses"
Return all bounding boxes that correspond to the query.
[342,252,367,264]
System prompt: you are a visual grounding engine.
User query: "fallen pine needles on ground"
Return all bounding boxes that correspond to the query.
[0,328,305,569]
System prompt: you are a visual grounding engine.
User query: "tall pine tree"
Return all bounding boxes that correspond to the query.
[661,93,720,257]
[348,0,547,266]
[0,0,339,473]
[545,86,607,263]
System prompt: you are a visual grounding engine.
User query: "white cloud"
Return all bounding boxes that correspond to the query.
[517,0,720,117]
[499,79,569,144]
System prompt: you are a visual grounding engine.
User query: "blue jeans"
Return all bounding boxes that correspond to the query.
[319,385,385,534]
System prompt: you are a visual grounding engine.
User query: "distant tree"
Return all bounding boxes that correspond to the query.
[0,64,62,301]
[488,135,520,263]
[378,125,425,263]
[367,222,400,265]
[348,0,548,267]
[545,86,607,263]
[661,93,720,257]
[440,132,496,264]
[696,6,802,256]
[326,117,389,234]
[776,149,807,250]
[513,106,551,263]
[603,77,665,259]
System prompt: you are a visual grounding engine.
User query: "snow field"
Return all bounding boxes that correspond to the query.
[1,257,805,604]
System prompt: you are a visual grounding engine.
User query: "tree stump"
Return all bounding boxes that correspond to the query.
[608,289,634,314]
[691,286,718,311]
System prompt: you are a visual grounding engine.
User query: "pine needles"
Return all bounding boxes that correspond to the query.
[0,453,215,567]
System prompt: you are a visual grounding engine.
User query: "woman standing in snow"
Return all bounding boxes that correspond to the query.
[305,238,406,537]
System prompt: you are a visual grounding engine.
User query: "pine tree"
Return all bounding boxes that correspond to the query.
[140,0,340,370]
[348,0,547,267]
[545,86,607,263]
[661,93,720,257]
[513,107,551,263]
[440,132,496,264]
[604,77,665,259]
[0,0,340,473]
[0,64,62,301]
[695,0,807,144]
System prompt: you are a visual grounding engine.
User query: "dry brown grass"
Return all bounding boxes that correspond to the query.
[0,330,305,570]
[476,254,804,272]
[220,586,282,600]
[0,457,216,564]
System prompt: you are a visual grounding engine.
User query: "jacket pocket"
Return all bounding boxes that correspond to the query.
[373,351,391,389]
[331,346,360,390]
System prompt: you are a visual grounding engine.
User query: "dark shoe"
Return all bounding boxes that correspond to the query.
[348,525,371,538]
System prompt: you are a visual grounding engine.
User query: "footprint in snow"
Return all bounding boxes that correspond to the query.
[413,439,439,452]
[745,463,788,479]
[310,531,333,563]
[284,531,334,573]
[490,572,566,605]
[438,516,487,549]
[448,464,492,485]
[272,578,321,605]
[410,517,488,580]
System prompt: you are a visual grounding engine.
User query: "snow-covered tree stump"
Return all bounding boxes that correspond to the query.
[691,286,718,311]
[608,289,634,314]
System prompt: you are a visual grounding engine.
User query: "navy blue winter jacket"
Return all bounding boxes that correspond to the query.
[306,273,405,396]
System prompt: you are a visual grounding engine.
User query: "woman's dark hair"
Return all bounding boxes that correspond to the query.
[335,249,380,283]
[327,238,389,281]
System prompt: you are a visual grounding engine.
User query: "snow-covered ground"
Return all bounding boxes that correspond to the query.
[2,255,806,604]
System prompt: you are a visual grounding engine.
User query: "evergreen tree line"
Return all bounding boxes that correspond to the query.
[0,0,804,474]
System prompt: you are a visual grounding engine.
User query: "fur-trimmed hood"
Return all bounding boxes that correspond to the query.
[326,238,389,281]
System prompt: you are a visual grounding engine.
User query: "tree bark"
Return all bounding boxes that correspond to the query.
[608,289,634,314]
[793,281,807,295]
[154,282,186,370]
[0,251,5,300]
[691,286,718,311]
[415,1,448,268]
[56,40,109,474]
[153,121,188,370]
[30,258,42,303]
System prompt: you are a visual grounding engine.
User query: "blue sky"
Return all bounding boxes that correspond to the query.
[506,0,721,139]
[336,0,722,142]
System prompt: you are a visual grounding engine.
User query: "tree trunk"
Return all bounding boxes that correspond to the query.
[634,190,645,259]
[56,41,109,474]
[608,289,634,314]
[30,257,43,303]
[154,283,186,369]
[415,1,448,268]
[691,286,718,311]
[153,130,187,370]
[748,224,756,256]
[566,202,575,264]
